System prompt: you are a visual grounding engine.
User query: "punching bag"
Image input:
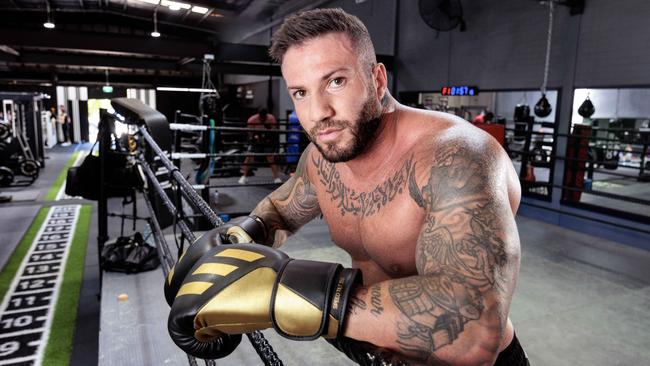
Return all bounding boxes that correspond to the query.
[534,93,552,118]
[578,96,595,118]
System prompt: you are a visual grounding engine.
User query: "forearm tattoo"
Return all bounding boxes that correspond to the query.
[312,154,415,217]
[369,285,384,317]
[252,146,320,243]
[349,288,368,316]
[390,142,509,359]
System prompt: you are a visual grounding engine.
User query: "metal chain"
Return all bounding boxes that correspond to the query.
[541,0,555,94]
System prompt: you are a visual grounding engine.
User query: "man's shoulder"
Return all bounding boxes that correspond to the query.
[407,113,504,166]
[403,113,509,189]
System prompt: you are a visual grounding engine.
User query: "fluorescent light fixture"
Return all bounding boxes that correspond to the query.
[151,11,160,37]
[44,2,55,29]
[139,0,160,4]
[104,70,112,94]
[191,6,209,14]
[156,87,217,93]
[162,0,191,10]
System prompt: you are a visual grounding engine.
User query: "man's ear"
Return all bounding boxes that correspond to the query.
[374,63,388,101]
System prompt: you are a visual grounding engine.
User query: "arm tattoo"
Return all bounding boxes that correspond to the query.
[312,154,415,218]
[348,288,368,316]
[252,145,320,244]
[389,142,509,358]
[272,177,319,232]
[369,285,384,317]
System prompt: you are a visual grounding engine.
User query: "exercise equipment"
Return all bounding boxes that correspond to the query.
[535,1,555,118]
[578,95,595,118]
[0,124,40,186]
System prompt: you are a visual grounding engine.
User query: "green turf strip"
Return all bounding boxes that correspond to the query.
[44,150,81,201]
[0,207,49,303]
[43,204,92,366]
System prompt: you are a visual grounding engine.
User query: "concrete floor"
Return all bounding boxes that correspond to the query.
[2,148,650,366]
[99,170,650,366]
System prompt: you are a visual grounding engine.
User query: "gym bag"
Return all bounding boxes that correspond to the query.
[100,232,160,274]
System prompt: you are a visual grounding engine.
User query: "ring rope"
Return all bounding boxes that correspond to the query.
[137,125,284,366]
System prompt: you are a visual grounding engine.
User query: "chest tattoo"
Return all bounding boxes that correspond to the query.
[312,154,415,218]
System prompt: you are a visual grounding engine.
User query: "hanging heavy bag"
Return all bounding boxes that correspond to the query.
[578,96,595,118]
[534,94,553,118]
[514,104,530,122]
[101,232,160,273]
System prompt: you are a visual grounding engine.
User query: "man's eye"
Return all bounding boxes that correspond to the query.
[329,77,345,88]
[293,90,306,99]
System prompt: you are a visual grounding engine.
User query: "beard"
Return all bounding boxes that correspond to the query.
[308,93,382,163]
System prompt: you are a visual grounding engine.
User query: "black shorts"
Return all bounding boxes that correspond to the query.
[494,333,529,366]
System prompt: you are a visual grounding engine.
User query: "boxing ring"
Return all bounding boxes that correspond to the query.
[96,98,285,366]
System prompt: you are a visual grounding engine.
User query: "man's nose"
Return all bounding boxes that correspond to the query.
[309,93,334,123]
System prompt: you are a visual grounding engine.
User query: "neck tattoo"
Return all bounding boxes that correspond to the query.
[312,153,415,218]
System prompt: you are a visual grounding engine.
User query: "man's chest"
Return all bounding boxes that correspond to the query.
[311,158,425,277]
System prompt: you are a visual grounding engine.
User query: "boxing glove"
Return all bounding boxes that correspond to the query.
[168,244,361,359]
[164,216,267,306]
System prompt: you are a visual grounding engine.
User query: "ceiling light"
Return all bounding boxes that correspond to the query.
[191,6,209,14]
[162,0,191,11]
[43,2,55,29]
[156,87,217,93]
[151,11,161,37]
[139,0,160,4]
[103,70,113,93]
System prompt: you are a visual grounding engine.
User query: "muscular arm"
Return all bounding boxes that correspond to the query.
[344,137,521,365]
[251,144,321,246]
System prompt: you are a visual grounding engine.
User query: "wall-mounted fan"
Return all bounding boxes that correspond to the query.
[418,0,467,32]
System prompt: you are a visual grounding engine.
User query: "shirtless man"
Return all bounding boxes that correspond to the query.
[166,8,527,366]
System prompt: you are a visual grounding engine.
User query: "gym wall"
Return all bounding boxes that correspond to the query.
[396,0,650,92]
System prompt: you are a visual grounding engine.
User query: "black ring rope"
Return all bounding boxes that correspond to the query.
[137,125,284,366]
[138,160,196,242]
[141,183,206,366]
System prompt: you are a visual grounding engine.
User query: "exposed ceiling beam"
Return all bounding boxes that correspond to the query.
[0,45,20,57]
[197,9,213,24]
[0,26,296,64]
[0,70,202,87]
[2,26,213,59]
[0,50,200,72]
[0,8,219,35]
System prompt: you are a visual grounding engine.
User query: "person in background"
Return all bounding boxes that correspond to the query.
[472,110,495,124]
[239,108,282,184]
[58,105,71,146]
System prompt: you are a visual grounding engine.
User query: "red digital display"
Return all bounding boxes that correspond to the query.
[441,86,479,96]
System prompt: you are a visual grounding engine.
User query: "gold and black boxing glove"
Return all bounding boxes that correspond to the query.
[164,216,267,306]
[167,244,361,359]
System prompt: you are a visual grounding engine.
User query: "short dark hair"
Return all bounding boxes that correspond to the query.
[259,108,268,118]
[269,8,376,68]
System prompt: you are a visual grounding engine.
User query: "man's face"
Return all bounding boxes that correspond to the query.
[282,33,382,163]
